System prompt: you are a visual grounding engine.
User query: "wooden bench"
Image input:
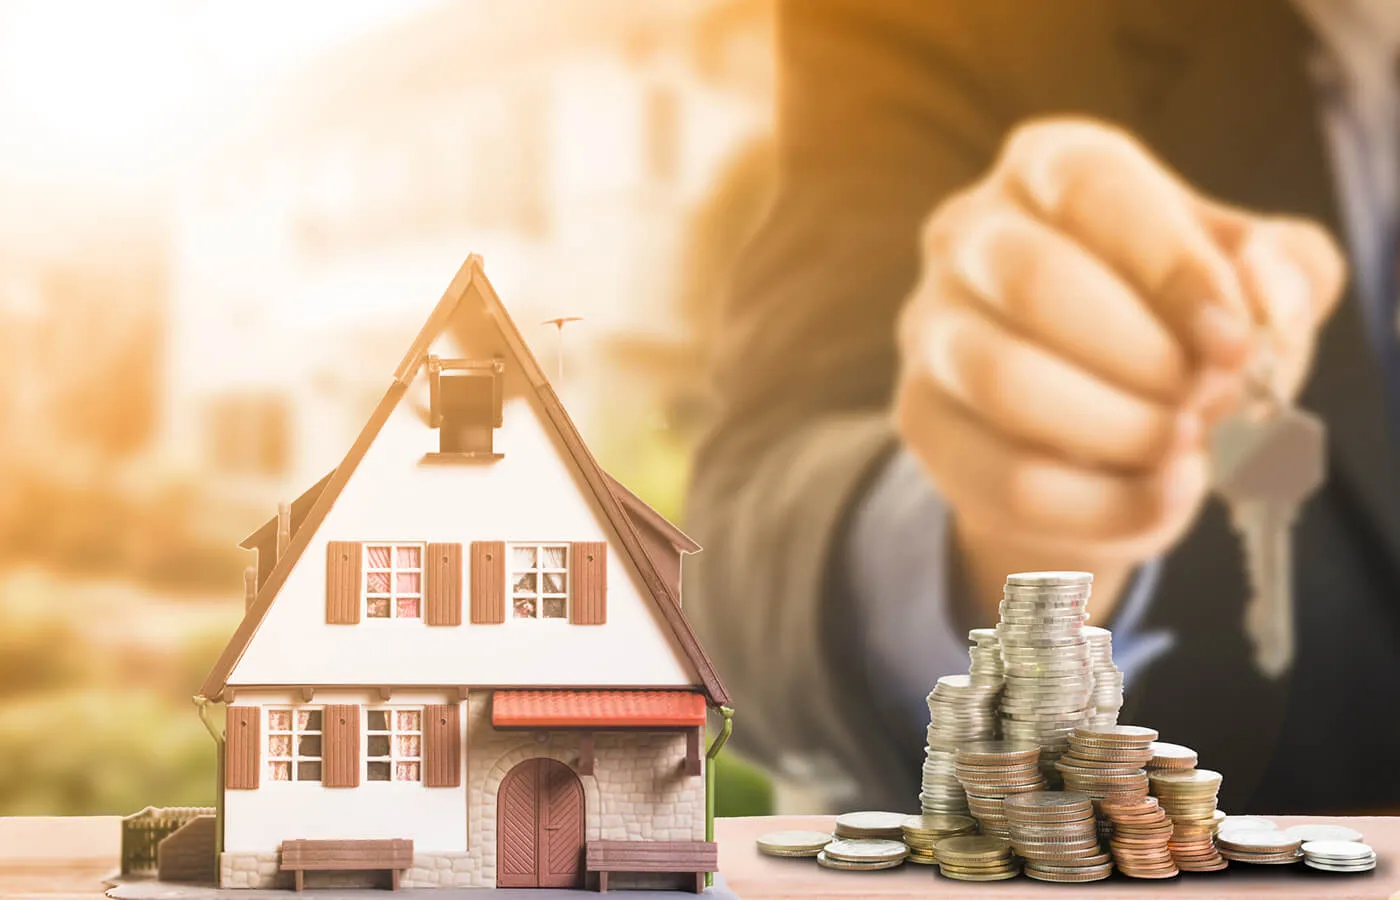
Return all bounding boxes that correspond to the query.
[279,839,413,891]
[585,840,718,893]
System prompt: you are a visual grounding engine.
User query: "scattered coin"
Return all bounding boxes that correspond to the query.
[834,811,908,840]
[900,813,977,859]
[1300,838,1378,873]
[820,838,910,870]
[816,850,906,872]
[755,830,833,858]
[1216,830,1303,865]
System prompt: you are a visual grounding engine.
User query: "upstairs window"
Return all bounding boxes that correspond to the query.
[365,543,423,619]
[510,543,569,620]
[366,708,423,783]
[267,708,322,782]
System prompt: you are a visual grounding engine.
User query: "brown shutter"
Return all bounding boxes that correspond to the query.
[326,541,362,624]
[470,541,505,624]
[323,704,360,787]
[226,706,260,790]
[570,541,607,624]
[425,543,463,626]
[424,703,461,787]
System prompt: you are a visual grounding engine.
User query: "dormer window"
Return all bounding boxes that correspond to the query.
[428,356,503,458]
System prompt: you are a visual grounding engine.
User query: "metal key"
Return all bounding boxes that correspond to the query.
[1210,385,1326,678]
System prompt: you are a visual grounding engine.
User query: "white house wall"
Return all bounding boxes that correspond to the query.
[222,689,467,854]
[225,352,698,688]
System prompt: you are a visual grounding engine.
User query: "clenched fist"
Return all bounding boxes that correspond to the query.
[893,119,1346,618]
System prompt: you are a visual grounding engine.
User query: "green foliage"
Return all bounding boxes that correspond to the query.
[714,750,773,818]
[0,689,214,815]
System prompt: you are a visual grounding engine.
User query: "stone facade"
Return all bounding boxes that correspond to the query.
[219,693,708,889]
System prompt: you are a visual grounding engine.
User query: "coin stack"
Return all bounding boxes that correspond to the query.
[1146,741,1198,771]
[900,814,978,865]
[996,572,1095,787]
[921,673,1001,815]
[1004,791,1113,883]
[953,740,1046,839]
[834,811,906,841]
[1082,626,1123,728]
[1149,768,1227,871]
[1056,725,1154,804]
[931,835,1020,882]
[968,627,1005,686]
[1099,795,1179,879]
[1301,840,1377,873]
[1215,831,1302,865]
[816,838,909,872]
[755,830,833,859]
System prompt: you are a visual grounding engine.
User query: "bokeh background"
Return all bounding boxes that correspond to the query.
[0,0,777,817]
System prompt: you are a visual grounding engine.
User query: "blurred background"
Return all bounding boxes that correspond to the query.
[0,0,777,817]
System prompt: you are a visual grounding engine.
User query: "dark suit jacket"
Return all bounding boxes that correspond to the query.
[685,0,1400,815]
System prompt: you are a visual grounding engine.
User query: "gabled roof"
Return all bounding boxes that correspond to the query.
[201,255,728,706]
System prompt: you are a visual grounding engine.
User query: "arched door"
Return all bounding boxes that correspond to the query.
[497,757,585,888]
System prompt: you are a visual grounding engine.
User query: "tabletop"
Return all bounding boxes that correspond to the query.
[3,815,1400,900]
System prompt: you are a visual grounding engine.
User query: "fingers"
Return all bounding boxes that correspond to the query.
[927,196,1192,404]
[995,119,1253,369]
[895,376,1208,546]
[901,293,1194,471]
[1235,217,1347,337]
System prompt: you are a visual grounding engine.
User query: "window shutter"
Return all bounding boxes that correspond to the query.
[424,703,461,787]
[570,541,607,624]
[425,543,463,626]
[226,706,260,790]
[470,541,505,624]
[323,704,360,788]
[326,541,362,624]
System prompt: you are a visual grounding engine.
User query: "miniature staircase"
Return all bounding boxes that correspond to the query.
[156,815,217,884]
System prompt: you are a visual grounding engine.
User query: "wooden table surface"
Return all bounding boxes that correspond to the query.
[3,815,1400,899]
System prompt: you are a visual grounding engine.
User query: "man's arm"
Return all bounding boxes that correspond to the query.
[684,0,1015,808]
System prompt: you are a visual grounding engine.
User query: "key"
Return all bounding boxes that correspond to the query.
[1210,401,1326,678]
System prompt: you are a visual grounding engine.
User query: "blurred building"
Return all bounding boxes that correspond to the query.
[163,0,774,509]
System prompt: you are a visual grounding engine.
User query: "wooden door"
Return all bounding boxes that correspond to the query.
[497,758,585,888]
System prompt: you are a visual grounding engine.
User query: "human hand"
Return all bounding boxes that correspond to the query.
[893,119,1345,605]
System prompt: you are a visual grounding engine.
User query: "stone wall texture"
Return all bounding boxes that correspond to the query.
[219,692,708,889]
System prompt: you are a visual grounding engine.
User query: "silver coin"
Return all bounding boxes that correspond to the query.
[1006,571,1093,586]
[1303,858,1377,873]
[1300,840,1375,861]
[822,838,911,863]
[834,811,909,833]
[1217,815,1276,834]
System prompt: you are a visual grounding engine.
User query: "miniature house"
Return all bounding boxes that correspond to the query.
[197,256,731,891]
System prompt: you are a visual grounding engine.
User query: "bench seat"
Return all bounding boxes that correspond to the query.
[585,840,718,893]
[279,839,413,891]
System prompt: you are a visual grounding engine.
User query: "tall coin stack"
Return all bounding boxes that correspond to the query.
[1083,626,1124,728]
[996,572,1095,786]
[920,674,1000,815]
[1004,791,1113,883]
[1149,768,1228,871]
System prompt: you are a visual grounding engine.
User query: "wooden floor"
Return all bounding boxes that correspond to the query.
[3,815,1400,899]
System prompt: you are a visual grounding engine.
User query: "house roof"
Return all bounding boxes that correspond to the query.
[492,689,708,728]
[201,255,728,706]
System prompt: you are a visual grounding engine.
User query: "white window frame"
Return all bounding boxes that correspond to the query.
[363,542,425,620]
[266,707,323,783]
[364,706,424,785]
[508,542,570,621]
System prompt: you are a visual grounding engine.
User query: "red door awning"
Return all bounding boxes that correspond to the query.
[492,690,707,728]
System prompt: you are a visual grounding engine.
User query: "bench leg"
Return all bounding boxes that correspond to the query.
[391,869,400,891]
[598,871,608,893]
[295,870,304,892]
[694,872,705,893]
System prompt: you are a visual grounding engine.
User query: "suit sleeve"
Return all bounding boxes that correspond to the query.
[684,0,1019,806]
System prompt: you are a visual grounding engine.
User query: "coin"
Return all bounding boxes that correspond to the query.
[934,835,1014,861]
[821,838,910,864]
[1304,858,1377,873]
[815,850,906,872]
[1006,571,1093,586]
[755,830,832,857]
[834,811,908,840]
[1147,741,1198,770]
[1299,840,1375,862]
[1284,824,1364,844]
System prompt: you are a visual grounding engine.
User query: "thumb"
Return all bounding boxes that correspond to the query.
[1235,218,1347,340]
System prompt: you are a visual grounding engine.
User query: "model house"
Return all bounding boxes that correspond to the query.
[195,255,731,892]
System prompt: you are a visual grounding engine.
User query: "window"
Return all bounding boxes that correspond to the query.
[364,543,423,618]
[267,708,322,782]
[510,543,569,619]
[366,708,423,782]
